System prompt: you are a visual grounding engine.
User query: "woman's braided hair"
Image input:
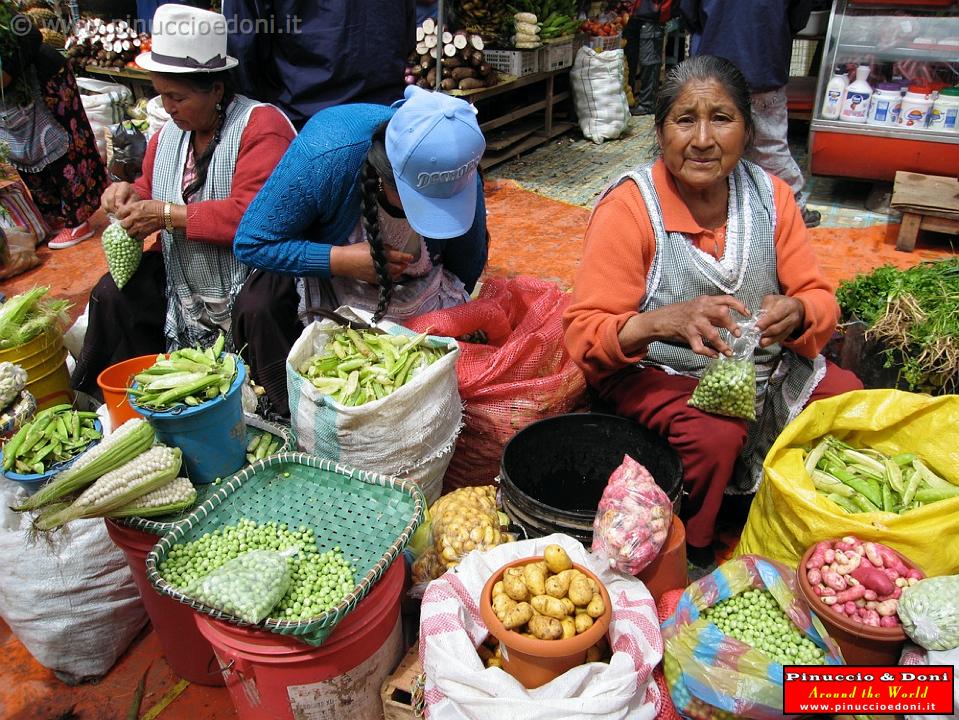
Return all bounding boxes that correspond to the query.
[154,70,235,202]
[361,123,394,323]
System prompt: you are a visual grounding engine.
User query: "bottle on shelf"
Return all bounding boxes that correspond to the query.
[928,87,959,133]
[866,83,902,126]
[898,85,934,129]
[839,65,872,123]
[821,66,848,120]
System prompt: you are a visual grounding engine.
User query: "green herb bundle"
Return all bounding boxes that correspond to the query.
[836,258,959,393]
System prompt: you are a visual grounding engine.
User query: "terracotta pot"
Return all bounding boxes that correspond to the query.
[637,515,688,604]
[480,556,612,689]
[796,541,921,666]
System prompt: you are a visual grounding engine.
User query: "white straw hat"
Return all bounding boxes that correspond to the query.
[136,5,238,73]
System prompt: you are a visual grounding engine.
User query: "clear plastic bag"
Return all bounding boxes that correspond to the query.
[688,314,762,421]
[184,549,293,623]
[898,575,959,651]
[591,454,672,575]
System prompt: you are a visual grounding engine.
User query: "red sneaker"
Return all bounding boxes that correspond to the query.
[48,221,94,249]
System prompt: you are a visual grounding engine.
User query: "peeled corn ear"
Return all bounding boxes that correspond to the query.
[16,418,155,511]
[108,477,197,519]
[34,446,182,531]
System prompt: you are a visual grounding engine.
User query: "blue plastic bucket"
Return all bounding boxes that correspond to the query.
[130,356,246,484]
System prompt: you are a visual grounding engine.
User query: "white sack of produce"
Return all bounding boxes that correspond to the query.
[0,479,147,684]
[420,533,663,720]
[287,306,460,504]
[570,46,630,144]
[146,95,171,140]
[76,78,132,162]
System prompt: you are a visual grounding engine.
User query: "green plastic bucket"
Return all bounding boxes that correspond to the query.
[130,356,246,484]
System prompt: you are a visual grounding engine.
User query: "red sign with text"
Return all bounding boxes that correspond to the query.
[783,665,954,715]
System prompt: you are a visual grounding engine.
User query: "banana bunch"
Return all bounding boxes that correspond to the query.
[457,0,510,37]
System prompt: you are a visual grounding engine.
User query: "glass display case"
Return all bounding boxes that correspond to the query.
[809,0,959,181]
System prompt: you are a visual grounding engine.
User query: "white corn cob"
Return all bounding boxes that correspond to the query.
[17,418,156,511]
[108,477,197,518]
[34,446,182,530]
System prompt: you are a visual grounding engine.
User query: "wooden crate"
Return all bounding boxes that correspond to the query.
[890,171,959,252]
[381,642,423,720]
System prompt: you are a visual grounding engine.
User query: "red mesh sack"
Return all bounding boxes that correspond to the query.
[406,276,587,490]
[654,589,685,720]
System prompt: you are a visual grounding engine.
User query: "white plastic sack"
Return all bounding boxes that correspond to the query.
[420,533,663,720]
[146,95,170,140]
[902,642,958,720]
[77,78,131,161]
[0,479,147,684]
[287,306,461,504]
[570,46,630,144]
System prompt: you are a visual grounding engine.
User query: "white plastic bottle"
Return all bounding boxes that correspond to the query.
[821,66,848,120]
[866,83,901,125]
[840,65,873,123]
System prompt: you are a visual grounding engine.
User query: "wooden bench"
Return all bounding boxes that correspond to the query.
[381,642,423,720]
[890,171,959,252]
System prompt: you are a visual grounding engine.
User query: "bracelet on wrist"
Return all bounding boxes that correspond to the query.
[163,202,174,233]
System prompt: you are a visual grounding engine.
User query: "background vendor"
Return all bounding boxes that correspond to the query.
[564,56,862,568]
[233,85,488,417]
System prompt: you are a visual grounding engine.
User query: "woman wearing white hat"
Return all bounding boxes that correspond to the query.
[71,5,296,401]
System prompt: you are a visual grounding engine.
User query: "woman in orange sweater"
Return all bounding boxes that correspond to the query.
[564,56,861,568]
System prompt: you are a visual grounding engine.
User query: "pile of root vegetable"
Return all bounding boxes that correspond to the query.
[836,258,959,394]
[406,17,498,91]
[805,435,959,514]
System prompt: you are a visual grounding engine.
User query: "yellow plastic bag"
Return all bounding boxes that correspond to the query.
[737,390,959,577]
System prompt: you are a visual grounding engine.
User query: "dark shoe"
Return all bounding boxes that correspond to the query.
[802,207,822,228]
[686,543,715,569]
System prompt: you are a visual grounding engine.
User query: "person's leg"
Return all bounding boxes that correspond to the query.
[71,251,167,397]
[622,14,643,95]
[232,269,304,418]
[632,22,665,115]
[34,64,109,247]
[805,360,864,406]
[745,88,820,228]
[602,367,749,553]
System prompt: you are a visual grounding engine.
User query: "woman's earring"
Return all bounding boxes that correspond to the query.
[215,102,222,112]
[378,178,384,193]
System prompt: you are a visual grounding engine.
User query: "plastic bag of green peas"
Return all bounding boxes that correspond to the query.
[184,549,293,623]
[688,315,763,421]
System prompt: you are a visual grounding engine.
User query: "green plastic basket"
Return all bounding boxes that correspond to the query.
[117,415,294,535]
[145,452,425,645]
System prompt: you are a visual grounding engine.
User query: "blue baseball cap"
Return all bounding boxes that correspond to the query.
[386,86,486,240]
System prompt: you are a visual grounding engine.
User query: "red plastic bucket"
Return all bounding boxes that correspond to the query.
[97,355,159,429]
[196,558,406,720]
[104,520,224,686]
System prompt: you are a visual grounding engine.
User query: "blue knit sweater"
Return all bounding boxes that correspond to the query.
[233,103,488,292]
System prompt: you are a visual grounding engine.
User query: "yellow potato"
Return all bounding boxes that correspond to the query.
[545,572,571,598]
[503,572,529,602]
[492,593,516,621]
[574,612,594,634]
[531,594,567,620]
[487,657,503,668]
[560,598,575,616]
[523,563,547,596]
[587,593,606,619]
[492,580,505,598]
[569,574,593,606]
[529,614,563,640]
[587,578,599,594]
[502,601,534,630]
[561,617,576,639]
[544,544,573,574]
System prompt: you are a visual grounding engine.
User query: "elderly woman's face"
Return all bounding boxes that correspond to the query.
[657,79,748,195]
[152,75,222,134]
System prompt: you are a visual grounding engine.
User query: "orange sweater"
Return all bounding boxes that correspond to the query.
[563,159,838,387]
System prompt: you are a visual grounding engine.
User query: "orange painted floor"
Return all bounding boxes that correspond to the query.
[1,177,957,720]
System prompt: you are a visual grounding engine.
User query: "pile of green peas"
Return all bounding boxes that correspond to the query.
[159,518,355,621]
[688,359,757,420]
[702,589,826,665]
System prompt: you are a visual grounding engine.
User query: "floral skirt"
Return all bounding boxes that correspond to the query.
[18,63,108,229]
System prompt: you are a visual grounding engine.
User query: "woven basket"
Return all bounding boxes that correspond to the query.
[146,452,425,645]
[117,415,294,534]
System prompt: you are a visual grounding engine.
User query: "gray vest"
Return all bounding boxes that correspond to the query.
[614,161,826,492]
[152,94,261,350]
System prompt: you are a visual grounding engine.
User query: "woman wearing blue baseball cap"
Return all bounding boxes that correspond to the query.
[233,85,488,416]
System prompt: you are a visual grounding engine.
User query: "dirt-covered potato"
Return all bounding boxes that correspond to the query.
[503,571,529,602]
[587,593,606,619]
[531,594,567,620]
[523,563,547,596]
[568,574,593,607]
[545,572,571,598]
[561,617,576,639]
[575,612,594,634]
[502,601,534,630]
[544,544,572,574]
[529,614,563,640]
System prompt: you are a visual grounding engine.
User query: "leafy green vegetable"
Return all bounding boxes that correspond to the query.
[0,287,71,349]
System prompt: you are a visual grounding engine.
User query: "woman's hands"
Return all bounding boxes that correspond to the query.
[101,182,142,216]
[115,199,165,240]
[329,242,414,284]
[756,294,805,348]
[620,294,750,359]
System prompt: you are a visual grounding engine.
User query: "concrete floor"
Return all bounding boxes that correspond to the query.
[1,121,956,719]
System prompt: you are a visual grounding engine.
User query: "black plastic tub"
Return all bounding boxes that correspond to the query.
[499,413,683,545]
